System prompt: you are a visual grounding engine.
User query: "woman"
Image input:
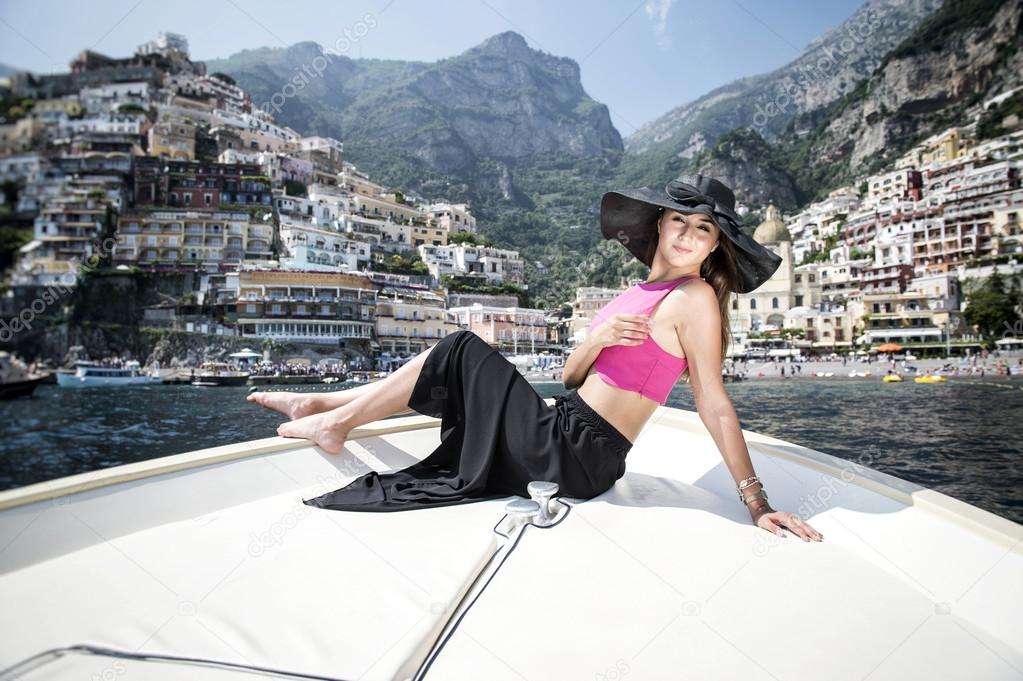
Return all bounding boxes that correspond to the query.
[248,173,823,542]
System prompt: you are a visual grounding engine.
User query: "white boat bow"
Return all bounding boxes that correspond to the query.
[0,401,1019,680]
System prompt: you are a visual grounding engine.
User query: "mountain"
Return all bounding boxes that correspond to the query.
[616,0,943,204]
[207,32,621,208]
[772,0,1023,198]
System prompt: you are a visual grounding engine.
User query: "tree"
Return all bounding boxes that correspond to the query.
[963,271,1022,339]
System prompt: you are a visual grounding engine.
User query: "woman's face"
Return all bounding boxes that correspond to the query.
[658,209,720,267]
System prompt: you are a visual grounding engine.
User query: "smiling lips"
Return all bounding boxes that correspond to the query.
[673,245,691,254]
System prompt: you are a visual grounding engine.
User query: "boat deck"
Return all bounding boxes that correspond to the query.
[0,401,1020,680]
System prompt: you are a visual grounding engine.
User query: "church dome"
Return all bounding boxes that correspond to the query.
[753,203,791,243]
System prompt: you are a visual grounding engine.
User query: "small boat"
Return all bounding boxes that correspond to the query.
[0,352,48,399]
[0,399,1018,678]
[56,360,161,388]
[882,374,903,382]
[190,362,251,387]
[914,374,947,383]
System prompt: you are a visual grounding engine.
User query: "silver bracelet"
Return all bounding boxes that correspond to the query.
[736,475,761,499]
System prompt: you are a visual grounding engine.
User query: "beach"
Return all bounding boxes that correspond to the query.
[520,355,1023,382]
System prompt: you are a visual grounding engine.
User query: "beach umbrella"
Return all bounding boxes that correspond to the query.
[876,343,903,353]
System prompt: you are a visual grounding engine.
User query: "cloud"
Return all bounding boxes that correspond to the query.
[644,0,675,47]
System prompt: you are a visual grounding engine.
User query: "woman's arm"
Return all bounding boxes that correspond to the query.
[562,334,604,390]
[677,287,823,541]
[676,286,775,525]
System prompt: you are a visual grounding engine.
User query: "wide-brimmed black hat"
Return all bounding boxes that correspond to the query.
[600,173,782,293]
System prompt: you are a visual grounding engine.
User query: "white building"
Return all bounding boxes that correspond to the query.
[425,202,477,233]
[278,221,367,272]
[731,204,793,333]
[417,243,525,287]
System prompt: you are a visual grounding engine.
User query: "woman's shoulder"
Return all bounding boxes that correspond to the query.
[666,277,715,304]
[662,279,719,322]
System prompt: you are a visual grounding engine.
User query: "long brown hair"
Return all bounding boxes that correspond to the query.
[644,209,739,384]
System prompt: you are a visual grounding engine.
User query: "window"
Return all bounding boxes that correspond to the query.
[772,297,779,309]
[750,299,756,310]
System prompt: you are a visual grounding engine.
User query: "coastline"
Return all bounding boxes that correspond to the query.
[518,356,1022,382]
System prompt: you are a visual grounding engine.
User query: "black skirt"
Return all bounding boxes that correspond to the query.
[302,329,634,512]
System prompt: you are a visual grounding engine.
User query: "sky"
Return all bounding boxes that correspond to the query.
[0,0,863,136]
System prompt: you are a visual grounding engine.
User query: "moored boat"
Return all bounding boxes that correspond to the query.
[0,352,48,399]
[56,360,161,388]
[190,362,251,387]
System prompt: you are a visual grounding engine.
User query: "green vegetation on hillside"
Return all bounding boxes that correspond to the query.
[883,0,1006,62]
[963,271,1022,342]
[978,91,1023,140]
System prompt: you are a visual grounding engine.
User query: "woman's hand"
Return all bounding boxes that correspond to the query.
[590,313,653,349]
[752,504,824,542]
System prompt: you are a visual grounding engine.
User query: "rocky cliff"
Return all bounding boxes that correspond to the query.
[783,0,1022,186]
[208,31,621,186]
[621,0,942,159]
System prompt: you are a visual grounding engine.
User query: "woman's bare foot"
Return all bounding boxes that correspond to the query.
[276,410,351,455]
[247,391,328,420]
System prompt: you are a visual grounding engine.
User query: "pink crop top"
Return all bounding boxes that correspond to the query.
[586,274,702,405]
